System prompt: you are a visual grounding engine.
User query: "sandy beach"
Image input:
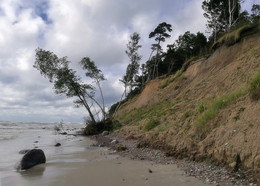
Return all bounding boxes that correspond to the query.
[1,135,210,186]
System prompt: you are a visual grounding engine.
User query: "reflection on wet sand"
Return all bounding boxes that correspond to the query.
[19,164,46,179]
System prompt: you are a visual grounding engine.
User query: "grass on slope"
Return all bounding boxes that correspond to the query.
[194,69,260,138]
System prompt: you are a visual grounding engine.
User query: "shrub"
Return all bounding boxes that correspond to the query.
[144,119,160,131]
[84,119,114,135]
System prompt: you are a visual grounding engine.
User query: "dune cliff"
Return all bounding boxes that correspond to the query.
[115,25,260,171]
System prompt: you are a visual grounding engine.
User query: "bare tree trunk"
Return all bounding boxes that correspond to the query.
[112,88,126,118]
[228,0,239,30]
[78,95,96,124]
[96,80,106,121]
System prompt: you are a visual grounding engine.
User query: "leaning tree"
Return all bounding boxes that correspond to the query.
[34,48,106,124]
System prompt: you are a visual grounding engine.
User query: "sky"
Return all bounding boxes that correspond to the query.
[0,0,255,123]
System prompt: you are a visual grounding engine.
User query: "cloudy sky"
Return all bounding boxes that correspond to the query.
[0,0,254,123]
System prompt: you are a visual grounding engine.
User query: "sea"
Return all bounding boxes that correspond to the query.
[0,121,86,186]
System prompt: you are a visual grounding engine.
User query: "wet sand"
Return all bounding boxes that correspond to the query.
[1,137,210,186]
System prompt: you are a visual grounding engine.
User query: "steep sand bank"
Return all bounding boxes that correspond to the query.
[114,28,260,173]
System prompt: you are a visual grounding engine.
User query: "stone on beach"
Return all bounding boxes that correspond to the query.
[55,143,61,147]
[20,149,46,170]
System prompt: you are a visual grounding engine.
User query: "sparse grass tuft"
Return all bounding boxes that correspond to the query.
[144,119,160,131]
[196,103,206,114]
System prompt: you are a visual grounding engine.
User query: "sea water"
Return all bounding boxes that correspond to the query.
[0,121,85,185]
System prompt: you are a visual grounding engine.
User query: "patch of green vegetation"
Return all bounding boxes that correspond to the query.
[174,85,180,90]
[112,120,122,130]
[159,78,170,89]
[144,119,160,131]
[249,69,260,101]
[116,145,127,151]
[194,89,247,136]
[212,24,258,49]
[196,103,206,114]
[84,119,114,135]
[239,107,246,112]
[159,69,183,89]
[180,75,188,80]
[233,107,246,122]
[233,115,240,121]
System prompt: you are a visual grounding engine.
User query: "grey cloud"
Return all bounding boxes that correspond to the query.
[0,0,207,122]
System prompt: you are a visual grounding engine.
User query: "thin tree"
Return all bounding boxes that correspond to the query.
[149,22,172,79]
[79,57,106,121]
[113,32,142,116]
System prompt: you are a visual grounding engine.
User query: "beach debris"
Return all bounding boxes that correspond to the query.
[20,149,46,170]
[34,141,38,143]
[55,143,61,147]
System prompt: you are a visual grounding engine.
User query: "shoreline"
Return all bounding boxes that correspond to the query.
[1,132,210,186]
[91,131,257,186]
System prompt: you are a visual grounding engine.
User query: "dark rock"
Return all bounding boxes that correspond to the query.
[20,149,46,170]
[60,132,67,135]
[55,143,61,147]
[148,169,153,173]
[19,149,30,154]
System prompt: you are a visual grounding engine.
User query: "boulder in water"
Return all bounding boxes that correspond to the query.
[20,149,46,170]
